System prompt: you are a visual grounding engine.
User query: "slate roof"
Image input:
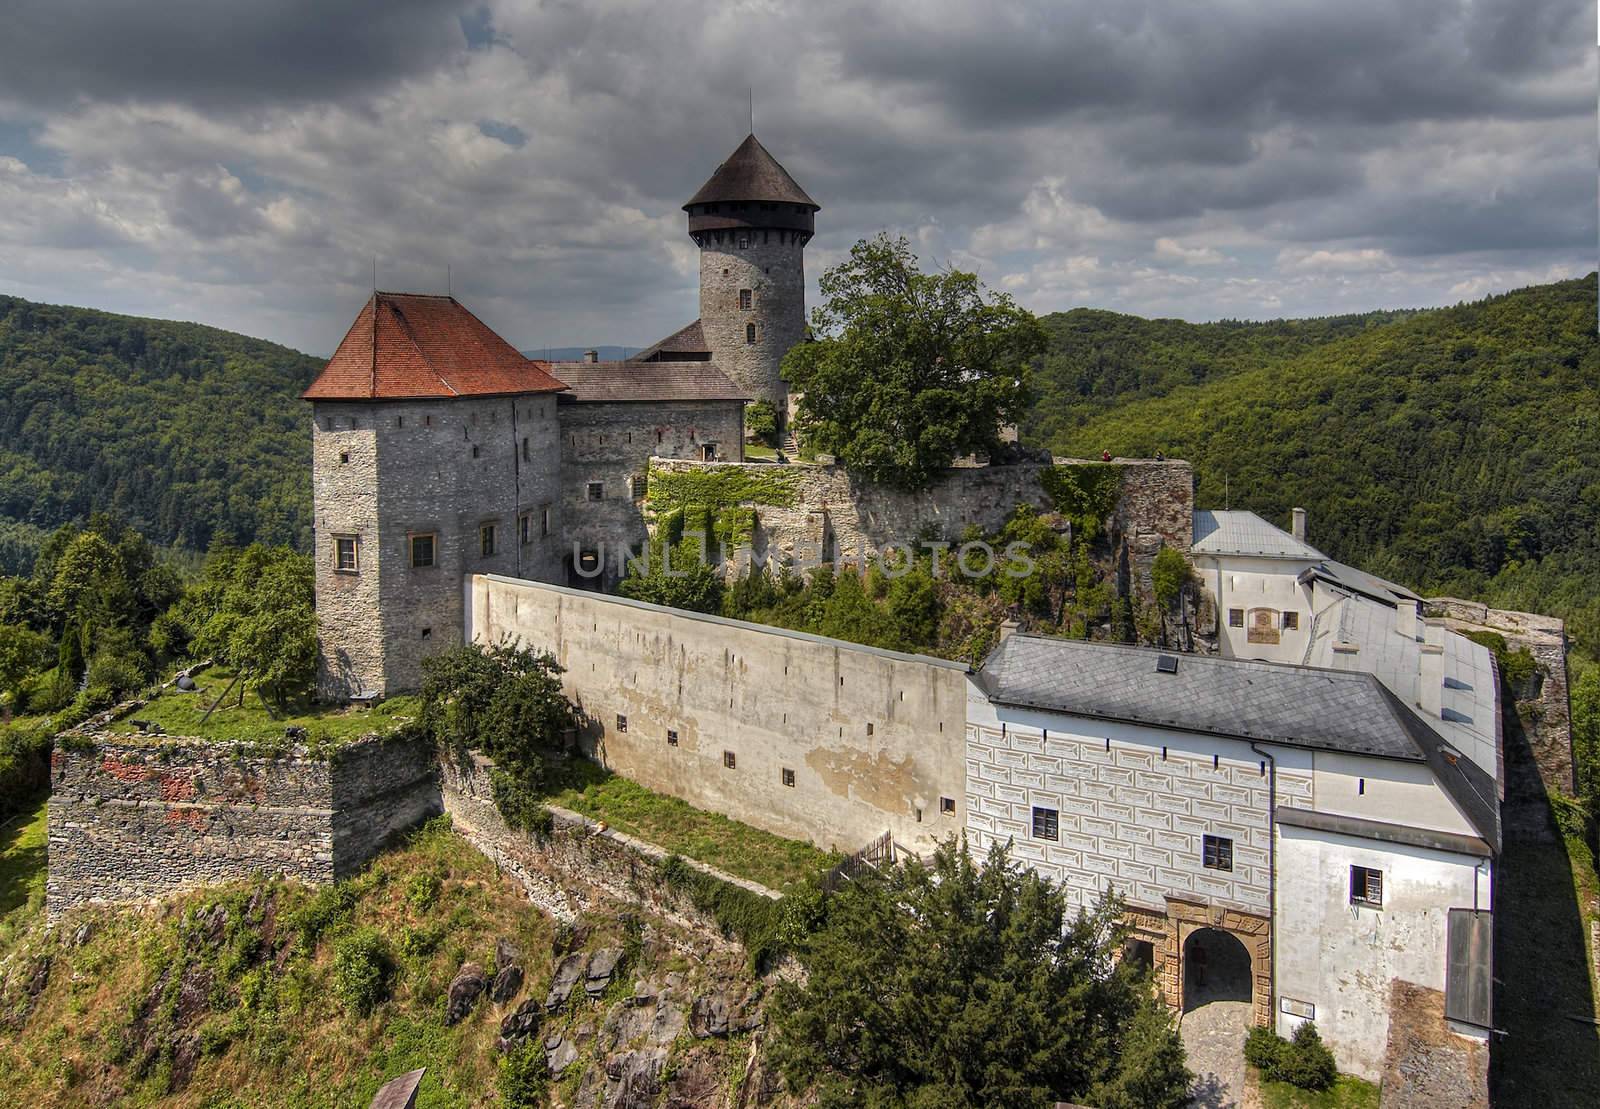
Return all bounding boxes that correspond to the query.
[636,319,710,362]
[550,360,749,404]
[1301,559,1422,606]
[1192,510,1324,560]
[975,632,1499,852]
[303,293,568,401]
[685,134,819,210]
[1303,588,1499,777]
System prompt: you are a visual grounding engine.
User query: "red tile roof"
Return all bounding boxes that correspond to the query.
[302,292,569,401]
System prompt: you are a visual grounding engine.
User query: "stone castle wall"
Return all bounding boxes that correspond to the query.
[46,734,438,916]
[699,233,806,411]
[647,456,1194,600]
[439,752,774,943]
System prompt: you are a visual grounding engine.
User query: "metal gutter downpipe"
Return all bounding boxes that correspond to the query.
[1250,741,1278,1028]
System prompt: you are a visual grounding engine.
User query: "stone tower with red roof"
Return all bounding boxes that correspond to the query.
[681,133,818,420]
[303,292,569,698]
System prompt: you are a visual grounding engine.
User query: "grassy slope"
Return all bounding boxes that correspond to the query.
[103,667,420,746]
[0,813,769,1108]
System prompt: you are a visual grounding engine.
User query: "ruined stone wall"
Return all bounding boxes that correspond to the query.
[1428,598,1574,797]
[467,575,970,856]
[646,456,1194,600]
[559,399,745,585]
[46,735,439,916]
[439,752,773,942]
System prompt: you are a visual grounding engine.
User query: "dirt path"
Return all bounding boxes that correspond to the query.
[1181,999,1253,1109]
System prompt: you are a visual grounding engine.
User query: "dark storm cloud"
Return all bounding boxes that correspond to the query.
[0,0,472,110]
[0,0,1591,350]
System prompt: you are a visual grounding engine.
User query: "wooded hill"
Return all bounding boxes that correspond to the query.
[1026,275,1600,661]
[0,296,320,572]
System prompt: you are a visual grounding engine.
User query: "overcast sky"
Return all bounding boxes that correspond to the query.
[0,0,1592,356]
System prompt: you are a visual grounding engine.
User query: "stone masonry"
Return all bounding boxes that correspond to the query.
[699,234,806,412]
[46,734,439,916]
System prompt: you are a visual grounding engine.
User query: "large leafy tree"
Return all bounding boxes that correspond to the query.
[783,235,1046,491]
[769,839,1190,1108]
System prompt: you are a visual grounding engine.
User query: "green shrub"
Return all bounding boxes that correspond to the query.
[658,854,785,970]
[332,927,393,1017]
[288,883,357,952]
[497,1039,548,1107]
[1245,1021,1337,1091]
[0,722,51,819]
[405,871,442,912]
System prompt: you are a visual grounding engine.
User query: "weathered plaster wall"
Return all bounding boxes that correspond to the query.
[46,735,438,916]
[647,456,1195,601]
[466,575,969,856]
[559,399,745,585]
[440,752,773,943]
[1274,821,1490,1082]
[699,234,806,411]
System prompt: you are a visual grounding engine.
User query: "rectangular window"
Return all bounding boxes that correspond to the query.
[781,768,795,788]
[587,481,604,501]
[1203,834,1234,871]
[1228,608,1245,628]
[334,536,359,573]
[339,451,350,465]
[701,444,716,461]
[745,323,756,344]
[1351,865,1383,907]
[409,534,436,568]
[631,474,647,499]
[723,751,736,770]
[519,514,531,545]
[666,729,678,747]
[540,505,551,537]
[471,445,481,459]
[1283,611,1300,630]
[479,524,496,558]
[739,288,753,310]
[615,714,627,733]
[940,797,956,816]
[521,437,530,463]
[1031,806,1059,841]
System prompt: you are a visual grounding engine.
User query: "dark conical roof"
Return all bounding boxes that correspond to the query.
[685,134,819,211]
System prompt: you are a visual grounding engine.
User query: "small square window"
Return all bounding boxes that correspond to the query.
[339,451,350,465]
[1203,834,1233,871]
[1351,865,1383,907]
[334,536,359,573]
[940,797,956,816]
[723,751,736,770]
[587,481,604,501]
[479,524,496,558]
[781,768,795,788]
[701,444,716,461]
[420,627,431,640]
[1228,608,1245,628]
[666,729,678,747]
[1283,611,1300,630]
[615,714,627,733]
[739,288,753,310]
[1031,806,1059,841]
[409,534,436,568]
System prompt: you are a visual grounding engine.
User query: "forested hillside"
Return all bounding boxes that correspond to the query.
[0,297,320,572]
[1026,275,1600,660]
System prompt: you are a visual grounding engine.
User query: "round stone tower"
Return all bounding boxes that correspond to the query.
[685,134,819,417]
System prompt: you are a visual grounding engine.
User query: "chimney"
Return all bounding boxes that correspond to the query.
[1418,643,1445,718]
[1396,599,1419,640]
[584,349,599,363]
[1291,507,1307,543]
[998,619,1020,644]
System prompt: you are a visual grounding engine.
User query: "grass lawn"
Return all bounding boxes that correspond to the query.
[105,667,420,746]
[0,793,48,923]
[538,756,836,892]
[742,443,779,460]
[1256,1073,1379,1109]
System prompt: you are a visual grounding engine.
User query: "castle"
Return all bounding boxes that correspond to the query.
[284,133,1547,1086]
[305,134,815,699]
